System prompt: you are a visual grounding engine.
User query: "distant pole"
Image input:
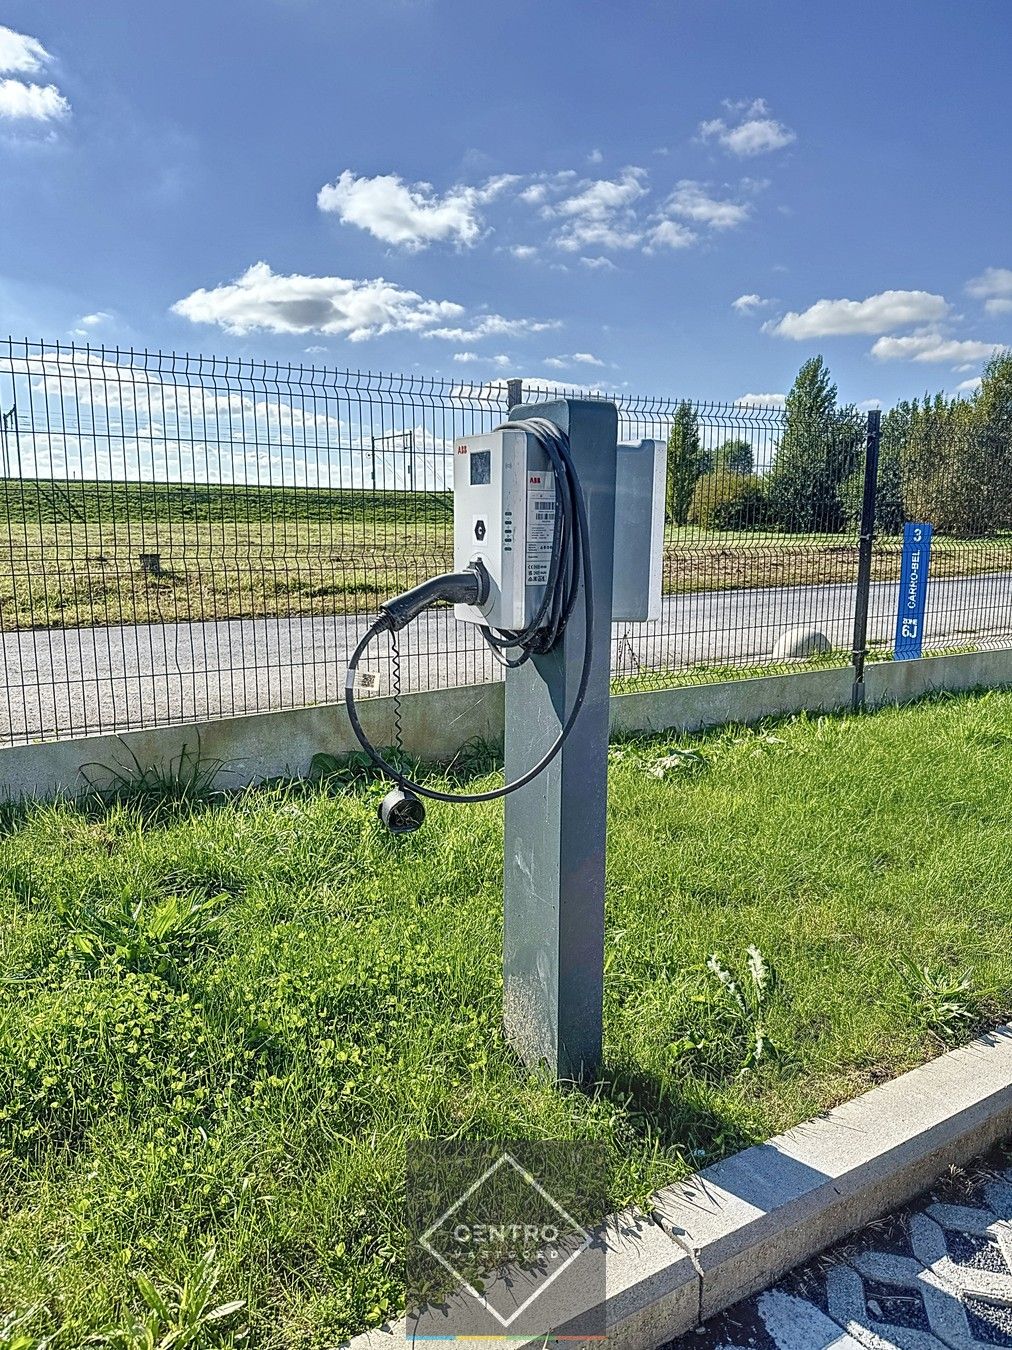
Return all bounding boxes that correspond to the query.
[506,378,523,413]
[851,408,881,710]
[370,436,377,490]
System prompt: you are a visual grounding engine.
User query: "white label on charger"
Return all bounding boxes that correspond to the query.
[526,469,556,586]
[346,668,383,695]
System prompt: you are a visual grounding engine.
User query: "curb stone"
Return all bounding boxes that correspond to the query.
[348,1024,1012,1350]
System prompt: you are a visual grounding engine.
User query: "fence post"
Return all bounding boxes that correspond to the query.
[506,378,523,412]
[851,408,881,710]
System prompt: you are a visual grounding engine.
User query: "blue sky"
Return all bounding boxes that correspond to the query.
[1,0,1010,410]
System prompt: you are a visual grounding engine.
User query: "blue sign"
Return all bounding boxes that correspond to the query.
[893,522,933,660]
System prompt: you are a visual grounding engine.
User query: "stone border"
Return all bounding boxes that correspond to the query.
[6,647,1012,801]
[349,1025,1012,1350]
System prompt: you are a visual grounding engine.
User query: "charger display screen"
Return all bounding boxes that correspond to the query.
[469,450,491,485]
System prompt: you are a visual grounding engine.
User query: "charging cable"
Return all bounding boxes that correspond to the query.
[344,417,593,804]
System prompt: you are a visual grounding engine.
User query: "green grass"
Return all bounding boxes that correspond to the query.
[4,477,1012,630]
[3,690,1012,1345]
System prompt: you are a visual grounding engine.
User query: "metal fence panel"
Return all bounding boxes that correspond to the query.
[3,338,1007,748]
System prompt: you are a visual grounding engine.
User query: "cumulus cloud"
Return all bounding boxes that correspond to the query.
[0,24,70,122]
[316,170,515,250]
[510,244,538,260]
[699,99,795,157]
[579,255,617,270]
[735,392,786,407]
[768,289,949,339]
[544,352,605,370]
[0,24,51,73]
[663,181,749,230]
[424,313,560,343]
[172,261,470,340]
[0,77,68,122]
[870,333,1006,365]
[548,168,649,252]
[643,219,696,251]
[966,267,1012,315]
[732,293,768,313]
[956,376,983,394]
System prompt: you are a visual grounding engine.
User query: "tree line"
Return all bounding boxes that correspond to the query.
[666,350,1012,537]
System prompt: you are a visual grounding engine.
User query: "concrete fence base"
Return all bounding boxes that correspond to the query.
[3,648,1012,802]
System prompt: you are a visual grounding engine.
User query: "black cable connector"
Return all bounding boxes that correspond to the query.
[379,562,489,632]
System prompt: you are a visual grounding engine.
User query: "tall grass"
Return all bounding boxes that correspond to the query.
[2,690,1012,1345]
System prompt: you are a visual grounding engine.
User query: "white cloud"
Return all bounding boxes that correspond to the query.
[699,99,795,157]
[304,345,328,354]
[579,255,617,271]
[316,170,515,250]
[510,244,538,260]
[172,261,468,340]
[735,392,786,407]
[452,351,480,363]
[857,398,882,411]
[768,289,949,339]
[425,313,560,343]
[966,267,1012,315]
[732,293,768,313]
[644,219,697,251]
[0,77,69,121]
[870,333,1006,365]
[0,24,51,74]
[80,311,112,328]
[544,352,605,370]
[452,375,603,401]
[0,26,69,123]
[587,148,603,165]
[664,180,749,230]
[549,168,649,252]
[956,376,983,394]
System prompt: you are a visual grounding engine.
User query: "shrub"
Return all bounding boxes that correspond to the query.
[688,468,768,531]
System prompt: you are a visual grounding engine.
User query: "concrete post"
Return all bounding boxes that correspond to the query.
[502,397,617,1082]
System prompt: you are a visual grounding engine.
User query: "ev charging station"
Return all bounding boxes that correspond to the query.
[346,397,665,1083]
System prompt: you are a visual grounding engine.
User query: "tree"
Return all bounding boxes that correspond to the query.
[901,392,983,534]
[688,467,767,530]
[840,403,908,535]
[713,438,754,474]
[766,356,860,532]
[665,401,706,524]
[974,350,1012,528]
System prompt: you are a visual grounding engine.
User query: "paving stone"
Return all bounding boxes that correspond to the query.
[662,1153,1012,1350]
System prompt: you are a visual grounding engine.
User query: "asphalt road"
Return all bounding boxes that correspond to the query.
[5,570,1012,743]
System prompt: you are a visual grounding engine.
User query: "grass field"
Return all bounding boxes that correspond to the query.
[3,478,1012,630]
[3,690,1012,1346]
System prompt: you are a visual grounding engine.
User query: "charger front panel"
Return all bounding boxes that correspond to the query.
[452,429,551,629]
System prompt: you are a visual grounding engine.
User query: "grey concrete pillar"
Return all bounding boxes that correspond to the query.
[502,397,617,1082]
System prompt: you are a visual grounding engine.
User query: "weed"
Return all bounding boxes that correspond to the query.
[100,1250,246,1349]
[896,955,977,1044]
[82,741,223,819]
[668,946,779,1078]
[67,888,222,980]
